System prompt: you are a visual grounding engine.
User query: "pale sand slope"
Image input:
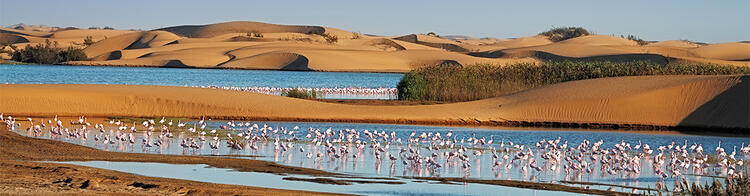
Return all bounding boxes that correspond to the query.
[1,75,747,129]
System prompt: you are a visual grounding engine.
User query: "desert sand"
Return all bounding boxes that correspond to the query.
[2,75,747,130]
[2,21,748,72]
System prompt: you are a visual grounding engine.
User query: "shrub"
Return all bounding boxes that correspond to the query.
[281,88,319,99]
[351,32,362,39]
[58,47,87,62]
[103,26,114,30]
[321,33,338,44]
[83,36,95,46]
[622,35,648,45]
[11,40,87,64]
[539,27,590,42]
[398,61,750,102]
[248,31,263,38]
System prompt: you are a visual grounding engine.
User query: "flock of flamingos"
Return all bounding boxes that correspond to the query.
[196,86,398,98]
[4,114,749,193]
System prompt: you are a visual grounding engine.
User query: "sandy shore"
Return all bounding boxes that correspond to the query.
[1,75,747,132]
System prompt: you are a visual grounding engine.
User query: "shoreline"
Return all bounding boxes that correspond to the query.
[1,61,412,74]
[60,61,413,74]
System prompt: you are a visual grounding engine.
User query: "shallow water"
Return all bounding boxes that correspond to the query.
[56,161,578,196]
[14,119,750,195]
[0,64,403,99]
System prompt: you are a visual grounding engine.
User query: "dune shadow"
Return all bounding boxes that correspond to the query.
[393,34,469,52]
[677,75,750,135]
[280,55,310,71]
[162,60,192,68]
[470,50,672,64]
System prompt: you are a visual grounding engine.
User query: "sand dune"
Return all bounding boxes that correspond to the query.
[0,27,52,37]
[556,35,638,46]
[471,35,750,67]
[648,40,701,48]
[157,21,325,38]
[49,29,134,39]
[690,42,750,61]
[393,34,469,52]
[5,21,749,72]
[2,75,746,129]
[0,33,30,44]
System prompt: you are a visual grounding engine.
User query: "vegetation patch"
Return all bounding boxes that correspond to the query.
[676,175,750,195]
[397,61,750,102]
[281,88,320,99]
[11,39,87,64]
[539,27,590,42]
[621,35,648,45]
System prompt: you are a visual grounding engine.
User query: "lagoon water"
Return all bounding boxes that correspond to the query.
[0,64,403,99]
[16,120,750,195]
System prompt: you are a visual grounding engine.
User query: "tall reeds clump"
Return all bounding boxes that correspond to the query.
[281,88,319,99]
[676,175,750,195]
[397,61,750,102]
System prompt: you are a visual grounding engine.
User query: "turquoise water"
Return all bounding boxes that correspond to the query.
[0,64,403,89]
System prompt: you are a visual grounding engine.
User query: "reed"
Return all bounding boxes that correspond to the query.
[281,88,319,99]
[397,61,750,102]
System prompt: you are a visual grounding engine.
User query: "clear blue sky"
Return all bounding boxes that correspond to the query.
[1,0,748,43]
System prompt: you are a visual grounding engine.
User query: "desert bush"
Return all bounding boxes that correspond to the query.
[622,35,648,45]
[248,31,263,38]
[321,33,338,44]
[57,47,87,62]
[281,88,319,99]
[539,27,590,42]
[352,32,362,39]
[83,36,95,46]
[103,26,114,30]
[398,61,750,101]
[11,40,87,64]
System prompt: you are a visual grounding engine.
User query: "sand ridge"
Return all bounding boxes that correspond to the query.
[1,75,747,130]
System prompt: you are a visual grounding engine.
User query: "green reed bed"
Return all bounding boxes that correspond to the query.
[281,88,320,99]
[397,61,750,102]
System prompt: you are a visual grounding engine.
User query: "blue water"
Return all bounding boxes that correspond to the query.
[0,64,403,88]
[56,161,576,196]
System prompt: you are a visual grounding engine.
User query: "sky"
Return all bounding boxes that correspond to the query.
[1,0,748,43]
